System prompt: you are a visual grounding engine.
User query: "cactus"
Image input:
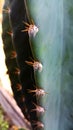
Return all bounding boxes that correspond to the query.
[23,0,73,130]
[10,0,39,129]
[2,0,73,130]
[2,0,30,121]
[2,0,39,129]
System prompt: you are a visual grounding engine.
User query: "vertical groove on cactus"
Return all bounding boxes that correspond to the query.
[9,0,39,129]
[2,0,30,121]
[3,1,73,130]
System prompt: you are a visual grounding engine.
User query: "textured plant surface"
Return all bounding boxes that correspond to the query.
[2,0,39,129]
[26,0,73,130]
[2,0,31,122]
[2,0,73,130]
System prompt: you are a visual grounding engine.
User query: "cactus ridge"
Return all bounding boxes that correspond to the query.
[2,0,44,129]
[2,0,30,121]
[2,0,73,130]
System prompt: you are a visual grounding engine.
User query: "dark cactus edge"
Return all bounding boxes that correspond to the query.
[2,0,73,130]
[2,0,39,130]
[2,0,31,122]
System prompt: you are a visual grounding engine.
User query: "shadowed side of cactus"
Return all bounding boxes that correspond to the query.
[25,0,73,130]
[9,0,39,129]
[2,0,30,121]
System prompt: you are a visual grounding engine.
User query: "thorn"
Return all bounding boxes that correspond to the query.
[17,95,25,103]
[19,96,25,102]
[25,61,33,66]
[10,51,17,59]
[23,21,30,26]
[31,102,45,114]
[22,21,39,37]
[31,19,34,25]
[25,60,43,72]
[3,7,11,13]
[14,68,20,75]
[28,88,48,97]
[21,29,29,32]
[16,84,22,91]
[7,31,13,37]
[32,121,44,130]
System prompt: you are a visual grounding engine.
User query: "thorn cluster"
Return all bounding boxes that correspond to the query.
[28,88,47,97]
[22,21,39,37]
[33,121,44,130]
[7,31,13,37]
[3,7,11,13]
[14,68,20,75]
[10,51,17,59]
[31,102,45,114]
[16,84,22,91]
[25,60,43,72]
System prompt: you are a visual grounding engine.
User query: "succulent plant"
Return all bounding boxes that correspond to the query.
[2,0,73,130]
[2,0,30,121]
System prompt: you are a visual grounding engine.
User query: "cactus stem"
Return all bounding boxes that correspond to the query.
[25,60,43,72]
[22,21,39,37]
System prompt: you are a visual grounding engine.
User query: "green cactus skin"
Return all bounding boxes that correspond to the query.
[2,0,30,121]
[2,0,73,130]
[25,0,73,130]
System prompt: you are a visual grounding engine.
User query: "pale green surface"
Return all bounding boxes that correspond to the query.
[27,0,73,130]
